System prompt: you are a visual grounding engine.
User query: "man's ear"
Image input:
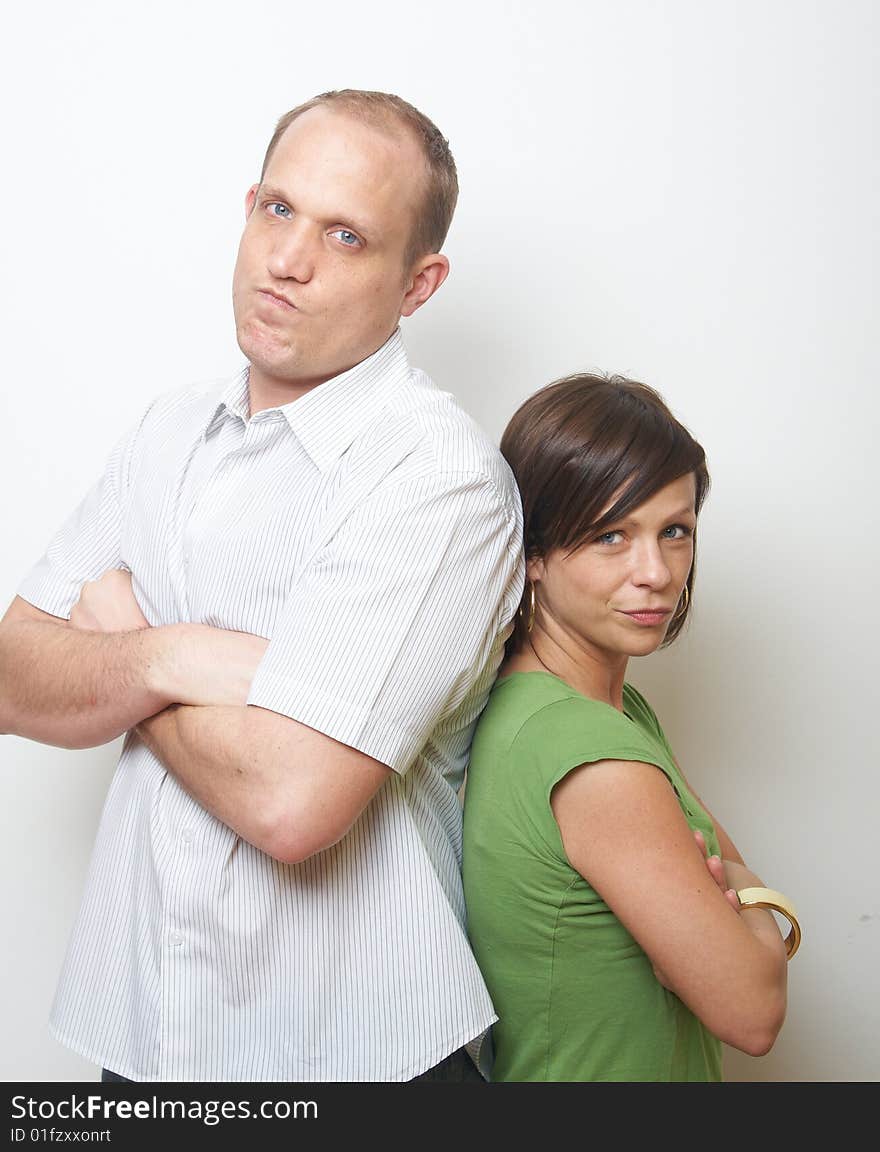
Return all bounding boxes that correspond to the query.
[244,183,260,218]
[400,254,450,317]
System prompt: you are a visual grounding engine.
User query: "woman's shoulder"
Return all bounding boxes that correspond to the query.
[486,670,614,723]
[479,672,660,758]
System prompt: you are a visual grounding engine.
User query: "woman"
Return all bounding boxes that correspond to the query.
[462,373,797,1082]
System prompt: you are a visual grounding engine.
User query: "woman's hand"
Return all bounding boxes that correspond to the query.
[693,829,741,910]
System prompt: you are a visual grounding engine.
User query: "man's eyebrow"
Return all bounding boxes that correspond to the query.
[256,184,374,240]
[257,184,291,204]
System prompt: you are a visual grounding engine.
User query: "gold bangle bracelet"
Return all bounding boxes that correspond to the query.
[736,886,801,960]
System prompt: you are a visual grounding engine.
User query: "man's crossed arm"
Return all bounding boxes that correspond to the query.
[0,574,267,747]
[0,571,390,862]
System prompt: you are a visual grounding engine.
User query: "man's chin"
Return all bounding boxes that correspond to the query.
[237,325,299,373]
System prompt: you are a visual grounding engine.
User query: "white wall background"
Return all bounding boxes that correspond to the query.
[1,0,877,1083]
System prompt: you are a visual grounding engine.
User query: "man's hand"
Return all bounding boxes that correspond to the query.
[70,569,150,633]
[70,569,269,708]
[158,626,270,708]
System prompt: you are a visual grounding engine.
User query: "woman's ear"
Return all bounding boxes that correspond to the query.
[526,555,545,585]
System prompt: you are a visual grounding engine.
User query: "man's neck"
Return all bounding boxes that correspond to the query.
[245,327,403,415]
[247,368,331,415]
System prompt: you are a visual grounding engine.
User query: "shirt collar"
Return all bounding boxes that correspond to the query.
[201,330,411,471]
[280,329,411,471]
[203,368,250,439]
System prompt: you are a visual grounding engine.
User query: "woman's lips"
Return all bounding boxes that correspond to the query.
[620,610,671,626]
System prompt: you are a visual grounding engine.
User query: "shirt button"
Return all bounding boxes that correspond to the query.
[168,932,184,947]
[181,829,194,844]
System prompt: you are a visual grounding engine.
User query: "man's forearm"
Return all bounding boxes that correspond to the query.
[137,704,285,854]
[137,703,391,864]
[0,618,176,749]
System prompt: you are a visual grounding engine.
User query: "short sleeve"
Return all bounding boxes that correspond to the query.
[508,690,718,859]
[515,696,670,796]
[247,471,523,772]
[17,405,153,619]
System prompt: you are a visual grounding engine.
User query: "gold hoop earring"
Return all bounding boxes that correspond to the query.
[674,584,689,620]
[519,581,536,633]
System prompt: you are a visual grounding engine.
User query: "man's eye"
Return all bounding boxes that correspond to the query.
[331,229,361,247]
[267,202,291,218]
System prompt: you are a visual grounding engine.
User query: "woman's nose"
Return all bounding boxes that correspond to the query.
[631,540,671,588]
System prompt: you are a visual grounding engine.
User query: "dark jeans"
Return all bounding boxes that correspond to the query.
[101,1068,132,1083]
[410,1046,484,1082]
[102,1047,484,1084]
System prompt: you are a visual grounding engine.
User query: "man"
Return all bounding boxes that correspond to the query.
[0,90,523,1082]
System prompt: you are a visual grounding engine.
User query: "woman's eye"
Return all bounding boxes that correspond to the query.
[662,524,693,540]
[597,531,623,545]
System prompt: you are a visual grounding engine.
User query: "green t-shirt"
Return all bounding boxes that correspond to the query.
[462,671,723,1082]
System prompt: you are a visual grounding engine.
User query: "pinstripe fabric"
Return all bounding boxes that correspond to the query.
[19,330,524,1082]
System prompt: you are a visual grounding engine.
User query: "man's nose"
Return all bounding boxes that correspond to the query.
[267,218,316,283]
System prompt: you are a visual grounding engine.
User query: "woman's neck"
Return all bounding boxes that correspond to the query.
[505,628,628,711]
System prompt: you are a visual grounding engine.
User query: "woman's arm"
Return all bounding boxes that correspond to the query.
[551,758,788,1056]
[673,758,745,864]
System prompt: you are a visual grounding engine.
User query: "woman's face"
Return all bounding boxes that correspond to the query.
[528,473,697,662]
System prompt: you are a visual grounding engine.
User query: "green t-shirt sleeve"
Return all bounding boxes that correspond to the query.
[504,688,719,862]
[503,695,676,860]
[511,694,674,792]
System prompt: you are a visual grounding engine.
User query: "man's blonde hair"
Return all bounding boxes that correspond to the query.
[260,90,459,268]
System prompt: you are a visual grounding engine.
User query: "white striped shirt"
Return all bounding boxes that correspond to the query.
[19,330,524,1082]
